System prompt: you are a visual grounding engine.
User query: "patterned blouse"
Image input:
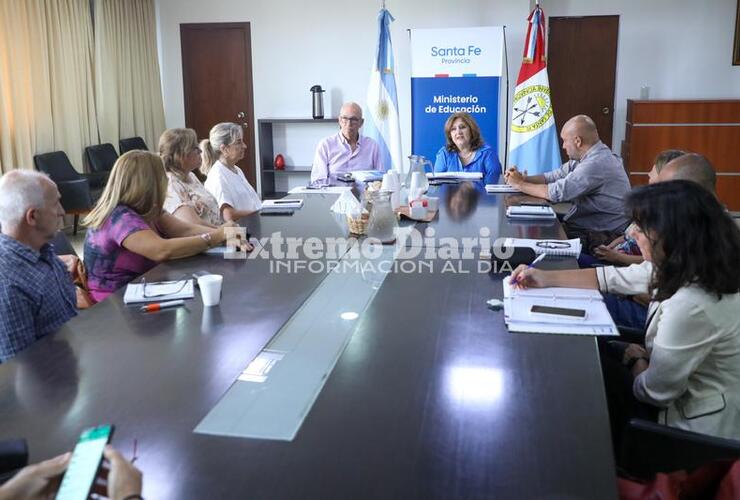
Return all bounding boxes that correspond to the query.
[164,171,222,226]
[84,205,159,302]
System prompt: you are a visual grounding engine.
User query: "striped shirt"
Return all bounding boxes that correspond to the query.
[0,234,77,362]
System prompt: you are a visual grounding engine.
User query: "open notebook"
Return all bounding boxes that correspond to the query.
[123,279,195,304]
[502,276,618,336]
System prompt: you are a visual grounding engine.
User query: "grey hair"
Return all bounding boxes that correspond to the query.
[200,122,243,175]
[0,170,51,228]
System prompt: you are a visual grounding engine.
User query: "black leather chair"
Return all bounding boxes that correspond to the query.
[619,418,740,477]
[84,143,119,177]
[119,136,148,154]
[50,230,78,257]
[34,151,101,235]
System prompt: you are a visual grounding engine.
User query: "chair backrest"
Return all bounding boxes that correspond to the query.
[119,136,148,154]
[33,151,82,182]
[620,418,740,476]
[84,143,119,174]
[49,231,78,257]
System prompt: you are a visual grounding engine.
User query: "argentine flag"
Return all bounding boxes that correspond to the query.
[509,5,561,175]
[365,8,403,173]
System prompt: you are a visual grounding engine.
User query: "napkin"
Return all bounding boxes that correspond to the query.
[330,190,363,215]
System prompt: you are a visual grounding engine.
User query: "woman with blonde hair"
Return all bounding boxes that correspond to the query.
[159,128,222,226]
[433,112,502,184]
[83,151,230,302]
[201,122,261,221]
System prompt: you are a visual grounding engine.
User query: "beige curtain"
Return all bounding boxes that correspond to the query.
[0,0,97,174]
[94,0,165,153]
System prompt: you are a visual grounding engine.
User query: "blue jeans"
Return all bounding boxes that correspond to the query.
[603,293,648,330]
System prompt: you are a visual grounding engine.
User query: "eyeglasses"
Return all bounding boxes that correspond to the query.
[535,240,571,249]
[339,116,362,124]
[142,275,190,298]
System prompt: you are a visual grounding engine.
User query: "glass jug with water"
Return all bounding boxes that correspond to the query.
[366,190,398,243]
[405,155,431,199]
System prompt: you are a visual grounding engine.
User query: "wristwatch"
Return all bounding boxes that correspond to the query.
[200,232,213,247]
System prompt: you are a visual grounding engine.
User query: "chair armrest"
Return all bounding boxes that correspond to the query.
[617,326,645,344]
[81,171,109,189]
[619,418,740,476]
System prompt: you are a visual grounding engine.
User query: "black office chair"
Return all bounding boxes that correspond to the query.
[619,418,740,477]
[119,136,148,154]
[50,230,78,257]
[34,151,101,235]
[84,143,119,178]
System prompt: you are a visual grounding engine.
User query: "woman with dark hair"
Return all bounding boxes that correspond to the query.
[433,112,502,184]
[510,181,740,439]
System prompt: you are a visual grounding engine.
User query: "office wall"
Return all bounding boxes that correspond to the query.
[156,0,740,183]
[546,0,740,158]
[155,0,527,191]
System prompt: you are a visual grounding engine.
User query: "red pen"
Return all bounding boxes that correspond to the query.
[140,299,185,312]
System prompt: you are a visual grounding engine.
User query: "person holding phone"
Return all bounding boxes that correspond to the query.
[511,181,740,441]
[0,446,141,500]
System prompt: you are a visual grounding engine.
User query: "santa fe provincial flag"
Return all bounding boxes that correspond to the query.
[508,4,561,175]
[365,8,403,173]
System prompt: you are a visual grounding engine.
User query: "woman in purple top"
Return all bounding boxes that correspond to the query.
[83,151,232,302]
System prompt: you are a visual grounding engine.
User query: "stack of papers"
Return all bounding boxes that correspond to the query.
[503,238,582,257]
[427,171,483,180]
[123,279,194,304]
[506,205,556,220]
[351,170,385,182]
[502,277,618,336]
[261,199,304,211]
[289,186,352,195]
[485,184,521,193]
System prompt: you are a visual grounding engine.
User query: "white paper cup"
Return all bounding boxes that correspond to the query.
[198,274,223,307]
[426,196,439,211]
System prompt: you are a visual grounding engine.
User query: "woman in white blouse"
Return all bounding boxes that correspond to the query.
[200,122,262,221]
[511,181,740,440]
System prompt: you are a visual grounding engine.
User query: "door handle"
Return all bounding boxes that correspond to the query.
[601,107,610,115]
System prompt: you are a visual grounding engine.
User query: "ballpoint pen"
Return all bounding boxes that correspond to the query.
[140,299,185,312]
[511,252,547,286]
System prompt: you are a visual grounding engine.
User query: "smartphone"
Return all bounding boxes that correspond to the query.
[55,424,114,500]
[530,304,587,320]
[260,209,295,216]
[272,199,299,204]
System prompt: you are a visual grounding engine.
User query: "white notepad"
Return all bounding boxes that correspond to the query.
[485,184,521,193]
[261,199,304,210]
[501,277,618,336]
[503,238,582,257]
[123,279,195,304]
[506,205,557,219]
[427,171,483,180]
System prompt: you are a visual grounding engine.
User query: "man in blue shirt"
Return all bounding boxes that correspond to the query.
[0,171,77,362]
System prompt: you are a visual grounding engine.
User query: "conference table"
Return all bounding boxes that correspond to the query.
[0,183,617,499]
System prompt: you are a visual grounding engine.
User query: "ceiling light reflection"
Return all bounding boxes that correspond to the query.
[445,366,504,406]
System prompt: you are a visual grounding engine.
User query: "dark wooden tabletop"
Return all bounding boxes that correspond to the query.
[0,184,617,499]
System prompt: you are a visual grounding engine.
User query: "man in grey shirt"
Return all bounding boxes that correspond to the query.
[505,115,631,249]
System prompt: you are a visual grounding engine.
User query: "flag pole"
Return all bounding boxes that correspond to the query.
[503,25,510,170]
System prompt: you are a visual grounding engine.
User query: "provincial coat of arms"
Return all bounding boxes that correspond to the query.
[511,84,554,133]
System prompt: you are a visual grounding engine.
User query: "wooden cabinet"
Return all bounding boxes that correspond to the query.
[258,118,337,198]
[621,99,740,210]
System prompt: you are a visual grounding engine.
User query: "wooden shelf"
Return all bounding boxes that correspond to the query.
[258,119,336,197]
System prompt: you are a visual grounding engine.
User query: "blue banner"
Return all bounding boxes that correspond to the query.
[411,76,500,166]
